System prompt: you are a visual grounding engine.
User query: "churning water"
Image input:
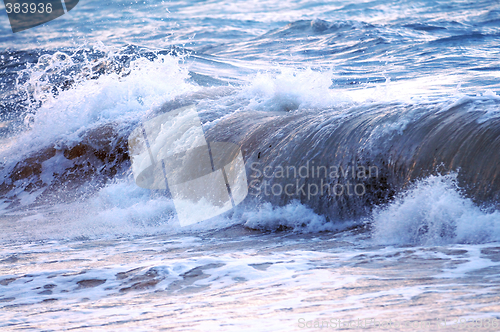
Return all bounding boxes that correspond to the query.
[1,0,500,330]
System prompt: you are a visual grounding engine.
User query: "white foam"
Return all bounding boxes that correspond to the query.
[241,200,352,232]
[436,245,500,279]
[237,67,485,114]
[3,51,196,161]
[371,174,500,245]
[240,67,352,112]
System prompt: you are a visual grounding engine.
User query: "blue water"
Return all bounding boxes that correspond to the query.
[1,0,500,330]
[2,0,500,88]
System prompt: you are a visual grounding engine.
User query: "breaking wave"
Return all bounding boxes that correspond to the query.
[1,47,500,244]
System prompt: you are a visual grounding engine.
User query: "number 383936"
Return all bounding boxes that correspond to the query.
[6,2,53,14]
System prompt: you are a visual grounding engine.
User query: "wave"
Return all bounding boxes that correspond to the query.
[1,50,500,244]
[205,94,500,218]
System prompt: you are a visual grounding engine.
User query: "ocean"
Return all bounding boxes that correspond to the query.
[1,0,500,330]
